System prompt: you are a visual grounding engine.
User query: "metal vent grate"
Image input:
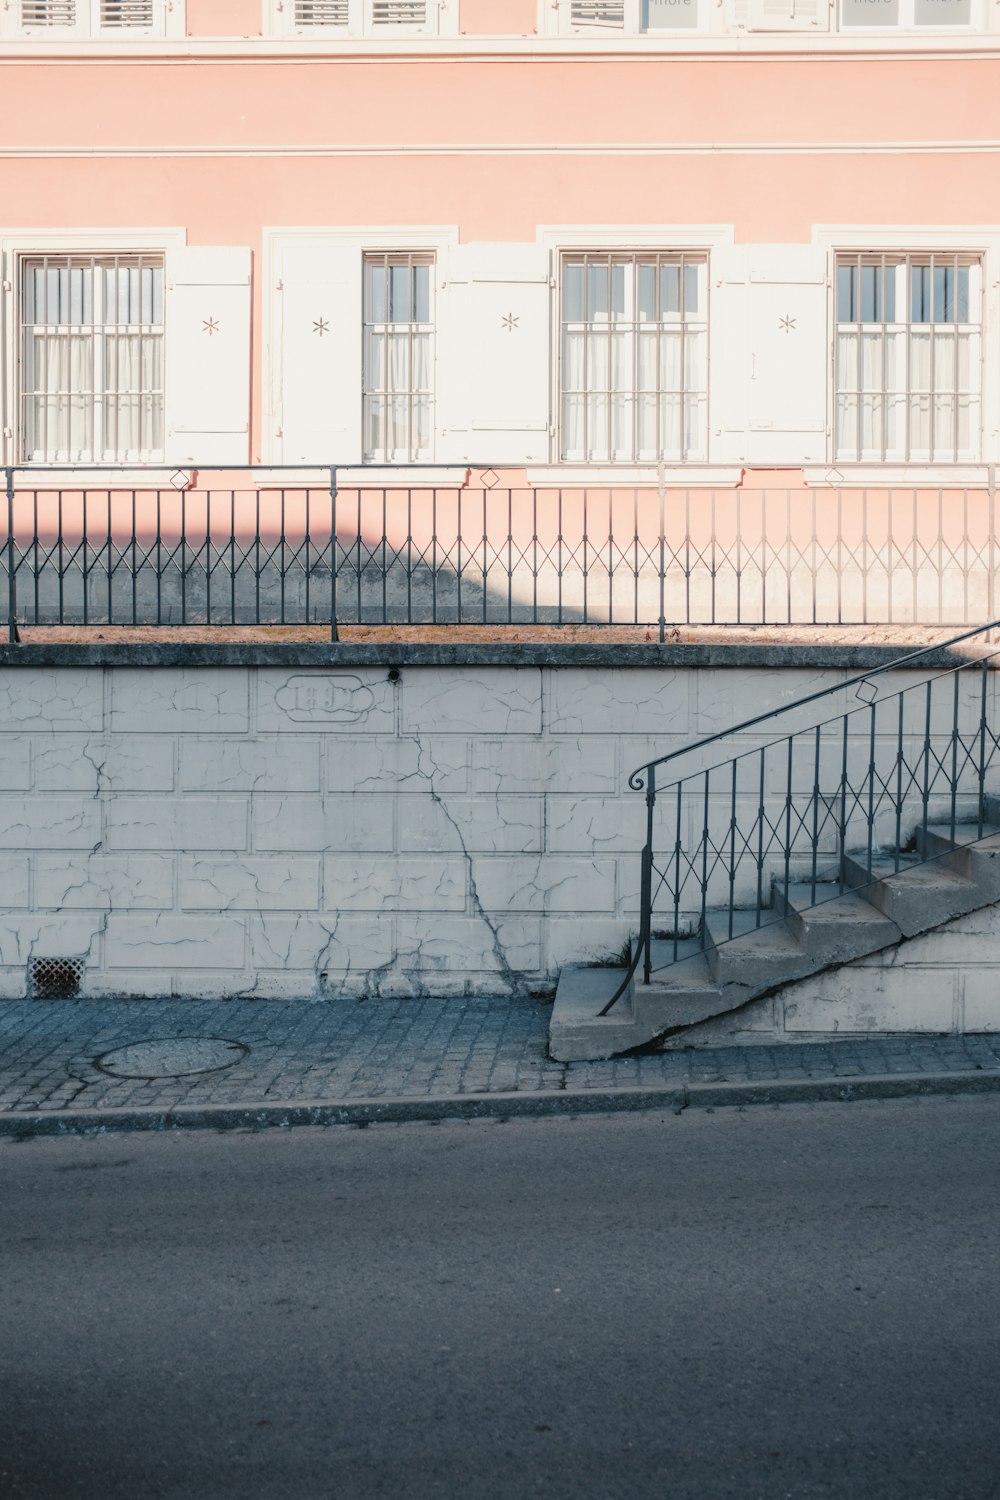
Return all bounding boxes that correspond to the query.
[30,957,84,1000]
[293,0,349,22]
[20,0,76,24]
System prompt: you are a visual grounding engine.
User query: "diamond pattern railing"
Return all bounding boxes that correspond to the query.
[599,626,1000,1014]
[1,467,999,638]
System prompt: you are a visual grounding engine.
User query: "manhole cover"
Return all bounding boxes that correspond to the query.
[93,1037,250,1080]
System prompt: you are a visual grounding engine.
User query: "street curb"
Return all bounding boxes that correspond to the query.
[2,1067,1000,1138]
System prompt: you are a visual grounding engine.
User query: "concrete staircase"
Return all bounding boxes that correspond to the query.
[549,803,1000,1062]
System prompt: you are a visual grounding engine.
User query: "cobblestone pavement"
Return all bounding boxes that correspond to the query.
[2,994,1000,1119]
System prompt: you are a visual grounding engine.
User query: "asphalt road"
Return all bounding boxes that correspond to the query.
[2,1098,999,1500]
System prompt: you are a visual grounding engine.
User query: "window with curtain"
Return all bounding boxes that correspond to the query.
[363,253,434,463]
[834,253,982,463]
[20,255,165,463]
[560,252,708,463]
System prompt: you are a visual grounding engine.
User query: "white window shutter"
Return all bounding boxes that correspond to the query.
[747,0,829,28]
[17,0,83,33]
[276,244,363,465]
[164,247,251,466]
[744,252,829,465]
[567,0,626,25]
[98,0,158,29]
[436,244,551,466]
[370,0,428,22]
[290,0,349,27]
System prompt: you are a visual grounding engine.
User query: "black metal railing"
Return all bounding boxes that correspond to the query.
[2,464,999,640]
[601,621,1000,1013]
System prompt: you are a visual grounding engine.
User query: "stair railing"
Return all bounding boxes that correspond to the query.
[601,620,1000,1015]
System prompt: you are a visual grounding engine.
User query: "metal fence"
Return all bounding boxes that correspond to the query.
[601,621,1000,1014]
[2,464,998,638]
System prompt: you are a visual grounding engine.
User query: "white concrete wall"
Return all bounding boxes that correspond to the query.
[0,657,997,1036]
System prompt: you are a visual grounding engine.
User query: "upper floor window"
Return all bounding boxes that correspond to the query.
[1,0,169,36]
[20,254,165,463]
[834,253,982,464]
[840,0,973,25]
[363,253,434,463]
[560,252,708,464]
[276,0,445,35]
[554,0,706,32]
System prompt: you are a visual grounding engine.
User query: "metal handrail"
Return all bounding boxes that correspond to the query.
[600,616,1000,1016]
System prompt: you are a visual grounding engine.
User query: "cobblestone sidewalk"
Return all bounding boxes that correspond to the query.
[2,995,1000,1128]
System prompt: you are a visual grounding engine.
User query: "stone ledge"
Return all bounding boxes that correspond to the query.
[0,642,985,670]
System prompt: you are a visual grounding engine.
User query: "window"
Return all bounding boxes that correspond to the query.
[5,0,167,36]
[20,255,165,463]
[834,253,982,464]
[278,0,441,35]
[839,0,972,25]
[362,253,434,463]
[559,252,708,463]
[556,0,704,31]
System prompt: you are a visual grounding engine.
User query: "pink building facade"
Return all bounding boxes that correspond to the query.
[0,0,996,489]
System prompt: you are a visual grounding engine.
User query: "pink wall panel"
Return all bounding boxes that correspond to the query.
[186,0,263,35]
[460,0,537,32]
[0,58,995,152]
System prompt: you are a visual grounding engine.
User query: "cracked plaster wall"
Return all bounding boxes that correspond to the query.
[0,659,992,1018]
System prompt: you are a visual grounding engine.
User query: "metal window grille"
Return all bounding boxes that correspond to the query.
[834,252,983,464]
[362,253,434,464]
[559,251,709,463]
[20,254,165,465]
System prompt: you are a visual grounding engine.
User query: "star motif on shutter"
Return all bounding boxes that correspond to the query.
[202,318,220,336]
[313,319,330,337]
[779,315,796,334]
[502,313,519,333]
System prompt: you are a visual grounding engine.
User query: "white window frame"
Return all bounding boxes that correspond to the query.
[531,225,737,484]
[0,0,180,40]
[271,0,453,38]
[557,249,710,465]
[811,226,1000,483]
[0,228,185,475]
[545,0,710,34]
[19,251,167,465]
[833,250,983,466]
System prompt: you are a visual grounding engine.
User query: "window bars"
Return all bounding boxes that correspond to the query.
[362,254,434,464]
[20,255,165,465]
[835,252,983,465]
[560,253,709,464]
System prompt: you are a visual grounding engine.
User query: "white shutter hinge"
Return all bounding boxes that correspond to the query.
[275,427,283,437]
[1,280,9,292]
[548,424,556,437]
[2,428,11,440]
[549,276,556,289]
[276,279,283,291]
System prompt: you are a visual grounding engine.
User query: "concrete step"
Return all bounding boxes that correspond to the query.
[703,909,813,988]
[548,965,639,1063]
[917,821,1000,900]
[840,851,982,937]
[771,880,901,963]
